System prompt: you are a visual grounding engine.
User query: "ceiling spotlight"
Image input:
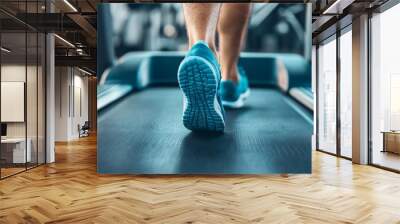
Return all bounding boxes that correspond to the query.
[1,47,11,53]
[76,48,85,55]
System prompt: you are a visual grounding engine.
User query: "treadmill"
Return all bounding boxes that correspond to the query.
[97,5,313,174]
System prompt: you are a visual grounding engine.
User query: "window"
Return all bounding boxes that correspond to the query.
[317,36,337,154]
[371,3,400,171]
[339,28,352,158]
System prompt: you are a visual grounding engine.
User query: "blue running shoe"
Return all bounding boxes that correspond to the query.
[177,41,225,132]
[220,67,250,108]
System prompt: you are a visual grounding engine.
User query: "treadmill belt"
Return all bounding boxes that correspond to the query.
[98,87,312,174]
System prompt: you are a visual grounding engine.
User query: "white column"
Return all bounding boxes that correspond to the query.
[352,14,369,164]
[45,0,56,163]
[46,32,55,163]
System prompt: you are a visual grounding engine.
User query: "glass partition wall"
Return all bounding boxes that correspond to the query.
[0,2,46,179]
[370,3,400,171]
[316,26,353,159]
[317,35,337,154]
[316,0,400,172]
[0,30,27,177]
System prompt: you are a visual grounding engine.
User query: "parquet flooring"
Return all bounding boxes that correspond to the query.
[1,135,400,223]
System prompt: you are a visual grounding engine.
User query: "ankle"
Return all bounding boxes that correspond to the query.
[189,39,218,60]
[208,44,218,60]
[222,67,239,82]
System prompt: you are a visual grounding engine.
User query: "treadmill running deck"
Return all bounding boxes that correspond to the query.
[98,87,312,174]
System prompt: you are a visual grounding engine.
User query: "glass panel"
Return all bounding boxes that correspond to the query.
[371,4,400,171]
[26,0,39,169]
[1,30,27,177]
[27,30,38,169]
[317,36,337,154]
[0,0,46,178]
[339,29,352,158]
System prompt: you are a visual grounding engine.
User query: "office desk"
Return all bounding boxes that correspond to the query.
[1,138,31,163]
[382,131,400,154]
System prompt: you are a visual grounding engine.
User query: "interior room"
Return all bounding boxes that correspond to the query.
[1,0,400,223]
[1,26,46,178]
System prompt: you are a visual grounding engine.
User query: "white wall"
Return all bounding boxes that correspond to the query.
[1,63,46,164]
[1,82,25,122]
[1,65,26,133]
[55,66,69,141]
[71,73,89,138]
[55,67,89,141]
[1,64,38,138]
[1,64,26,155]
[1,64,26,81]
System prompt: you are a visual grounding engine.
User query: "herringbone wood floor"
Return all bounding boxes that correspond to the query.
[1,135,400,224]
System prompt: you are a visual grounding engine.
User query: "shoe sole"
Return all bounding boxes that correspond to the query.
[178,56,225,132]
[222,89,251,109]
